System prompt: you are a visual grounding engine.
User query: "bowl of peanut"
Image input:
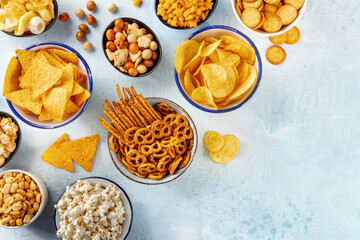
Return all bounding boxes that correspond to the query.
[0,170,48,228]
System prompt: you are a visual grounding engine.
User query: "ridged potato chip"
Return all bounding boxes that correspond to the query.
[210,135,240,163]
[191,87,218,109]
[174,40,200,73]
[203,131,225,152]
[201,63,235,98]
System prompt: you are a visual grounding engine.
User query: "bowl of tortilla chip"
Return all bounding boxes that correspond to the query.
[3,42,93,129]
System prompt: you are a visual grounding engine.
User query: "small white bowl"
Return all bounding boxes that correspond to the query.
[54,177,133,240]
[6,42,93,129]
[175,25,262,113]
[0,169,48,229]
[231,0,307,37]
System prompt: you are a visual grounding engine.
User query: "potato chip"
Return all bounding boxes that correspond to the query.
[71,89,91,106]
[183,41,206,70]
[174,40,200,73]
[216,49,240,67]
[15,49,36,71]
[208,51,219,63]
[41,133,74,172]
[184,69,196,95]
[191,87,218,109]
[201,63,235,98]
[47,49,78,65]
[59,135,100,172]
[30,54,63,99]
[200,40,222,57]
[203,131,225,152]
[38,8,51,22]
[3,57,22,95]
[188,56,204,72]
[210,135,240,163]
[236,62,249,87]
[5,89,42,115]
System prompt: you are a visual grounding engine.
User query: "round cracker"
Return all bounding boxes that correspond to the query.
[286,26,301,44]
[269,31,287,45]
[242,8,262,28]
[284,0,305,10]
[262,12,282,33]
[253,11,265,29]
[243,0,263,9]
[264,3,278,14]
[264,0,281,4]
[276,4,297,25]
[266,45,286,65]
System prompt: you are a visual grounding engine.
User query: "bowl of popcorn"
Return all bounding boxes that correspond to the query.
[102,17,162,77]
[155,0,218,29]
[0,0,58,37]
[231,0,307,36]
[54,177,133,240]
[0,170,48,228]
[0,112,21,168]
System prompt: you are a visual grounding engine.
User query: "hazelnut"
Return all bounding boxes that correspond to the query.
[78,24,89,32]
[75,8,85,18]
[76,31,85,42]
[87,14,96,25]
[107,3,117,12]
[83,42,93,51]
[87,1,96,11]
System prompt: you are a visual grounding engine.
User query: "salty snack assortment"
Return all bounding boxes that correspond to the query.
[157,0,214,28]
[55,180,125,239]
[100,85,194,179]
[41,134,100,172]
[0,0,55,35]
[175,35,258,109]
[235,0,304,33]
[3,48,90,123]
[203,131,240,163]
[104,18,160,76]
[0,172,42,226]
[0,117,18,167]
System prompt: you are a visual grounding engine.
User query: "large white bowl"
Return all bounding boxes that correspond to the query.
[0,169,48,229]
[54,177,133,240]
[6,42,93,129]
[231,0,307,37]
[175,25,262,113]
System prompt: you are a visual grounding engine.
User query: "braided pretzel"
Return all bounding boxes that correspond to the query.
[157,103,175,116]
[140,144,153,156]
[174,124,194,140]
[157,155,173,172]
[109,134,120,153]
[148,171,167,180]
[169,155,183,174]
[124,127,139,145]
[126,149,147,168]
[138,163,157,175]
[151,120,171,139]
[179,150,191,169]
[134,128,155,145]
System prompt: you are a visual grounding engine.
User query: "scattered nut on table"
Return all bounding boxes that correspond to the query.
[87,1,96,11]
[75,8,85,18]
[83,42,93,51]
[107,3,117,12]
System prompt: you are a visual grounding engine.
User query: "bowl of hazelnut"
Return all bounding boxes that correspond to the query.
[102,17,162,77]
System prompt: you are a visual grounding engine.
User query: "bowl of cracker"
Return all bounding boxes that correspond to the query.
[3,42,93,129]
[0,0,58,37]
[231,0,307,36]
[174,25,262,113]
[155,0,218,29]
[100,85,198,185]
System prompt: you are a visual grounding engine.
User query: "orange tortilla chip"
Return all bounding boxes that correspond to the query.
[42,86,68,123]
[19,69,32,89]
[59,135,100,172]
[71,89,90,106]
[3,57,22,95]
[47,49,78,65]
[59,65,75,95]
[5,89,42,115]
[63,100,80,118]
[15,49,36,71]
[77,72,87,85]
[41,49,65,69]
[31,55,63,99]
[71,82,85,96]
[38,107,53,121]
[41,133,73,172]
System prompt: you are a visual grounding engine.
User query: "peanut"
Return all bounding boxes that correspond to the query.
[2,183,10,195]
[23,214,31,224]
[10,183,18,193]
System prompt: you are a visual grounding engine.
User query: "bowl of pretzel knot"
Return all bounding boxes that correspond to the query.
[100,85,198,185]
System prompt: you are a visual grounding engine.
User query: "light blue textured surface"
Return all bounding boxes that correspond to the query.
[1,1,360,239]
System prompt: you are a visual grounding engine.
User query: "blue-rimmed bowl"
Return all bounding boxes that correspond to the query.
[54,177,133,240]
[6,42,93,129]
[174,25,262,113]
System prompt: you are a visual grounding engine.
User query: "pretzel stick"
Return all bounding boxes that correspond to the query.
[114,102,139,127]
[131,105,149,126]
[125,105,144,128]
[99,117,121,140]
[134,101,154,124]
[104,111,125,134]
[105,99,116,113]
[120,112,135,128]
[116,84,123,101]
[138,94,162,120]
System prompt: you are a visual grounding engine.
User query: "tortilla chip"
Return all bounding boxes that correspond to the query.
[3,57,22,95]
[19,69,32,89]
[77,72,87,85]
[59,135,100,172]
[38,107,53,121]
[15,49,36,71]
[5,89,42,115]
[47,49,78,65]
[42,86,68,123]
[31,55,63,99]
[41,133,73,172]
[59,65,74,95]
[41,49,65,68]
[71,89,90,106]
[71,82,84,96]
[63,100,80,118]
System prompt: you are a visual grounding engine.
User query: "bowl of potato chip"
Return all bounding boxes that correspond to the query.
[0,0,58,37]
[3,42,93,129]
[155,0,218,29]
[174,25,262,113]
[231,0,307,36]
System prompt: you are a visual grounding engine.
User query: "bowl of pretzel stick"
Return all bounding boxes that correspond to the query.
[100,85,198,185]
